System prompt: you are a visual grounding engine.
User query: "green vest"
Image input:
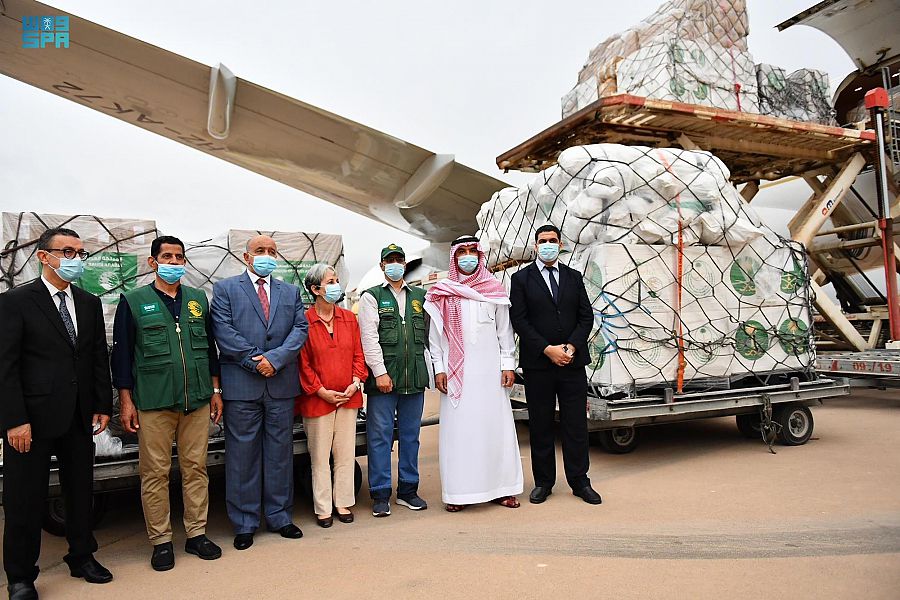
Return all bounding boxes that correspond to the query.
[363,284,428,396]
[124,284,214,411]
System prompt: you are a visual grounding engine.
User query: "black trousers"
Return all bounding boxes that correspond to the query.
[523,367,590,490]
[3,415,97,584]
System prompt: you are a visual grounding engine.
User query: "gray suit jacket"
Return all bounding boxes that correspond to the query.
[211,272,308,400]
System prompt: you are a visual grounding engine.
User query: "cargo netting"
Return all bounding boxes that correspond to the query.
[476,144,815,398]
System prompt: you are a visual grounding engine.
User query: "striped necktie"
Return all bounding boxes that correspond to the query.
[56,290,76,345]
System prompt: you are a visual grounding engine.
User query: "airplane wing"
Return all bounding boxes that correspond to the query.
[0,0,508,243]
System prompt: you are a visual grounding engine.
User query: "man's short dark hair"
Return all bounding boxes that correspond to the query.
[151,236,186,258]
[534,224,561,242]
[37,227,80,250]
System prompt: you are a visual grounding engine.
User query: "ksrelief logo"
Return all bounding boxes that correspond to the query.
[187,300,203,318]
[778,318,809,355]
[411,299,423,314]
[730,256,761,297]
[736,320,769,360]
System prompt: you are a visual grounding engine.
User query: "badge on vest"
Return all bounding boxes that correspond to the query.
[187,300,203,317]
[411,299,423,313]
[140,303,160,314]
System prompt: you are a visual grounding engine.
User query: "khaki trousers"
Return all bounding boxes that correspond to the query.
[303,408,357,516]
[137,405,210,544]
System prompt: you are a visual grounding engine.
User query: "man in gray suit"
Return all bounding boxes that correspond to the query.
[211,235,309,550]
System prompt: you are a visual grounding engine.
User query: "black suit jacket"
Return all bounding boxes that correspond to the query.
[0,279,113,439]
[509,261,594,371]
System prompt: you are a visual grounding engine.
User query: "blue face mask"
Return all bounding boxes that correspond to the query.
[156,264,185,284]
[323,283,343,304]
[53,258,85,282]
[537,242,560,263]
[252,255,277,277]
[384,263,405,282]
[457,255,479,274]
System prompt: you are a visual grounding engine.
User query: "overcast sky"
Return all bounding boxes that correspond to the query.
[0,0,856,285]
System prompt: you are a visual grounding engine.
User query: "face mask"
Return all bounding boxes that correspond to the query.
[323,283,343,304]
[252,255,277,277]
[457,255,478,274]
[537,242,560,263]
[156,264,185,284]
[384,263,404,282]
[52,257,85,282]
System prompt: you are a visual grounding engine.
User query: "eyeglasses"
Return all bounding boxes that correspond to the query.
[45,248,90,260]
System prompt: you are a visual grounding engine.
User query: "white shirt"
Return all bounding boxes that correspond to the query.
[246,269,271,298]
[358,280,409,378]
[41,275,78,335]
[537,260,561,295]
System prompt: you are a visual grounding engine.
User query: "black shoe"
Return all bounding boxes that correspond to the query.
[7,582,38,600]
[69,558,113,584]
[529,486,553,504]
[316,515,334,528]
[335,509,354,524]
[573,485,602,505]
[233,533,254,550]
[269,523,303,539]
[150,542,175,571]
[185,535,222,560]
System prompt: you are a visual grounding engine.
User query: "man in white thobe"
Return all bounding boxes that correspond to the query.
[424,236,524,511]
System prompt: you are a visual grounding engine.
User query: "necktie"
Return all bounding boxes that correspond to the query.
[257,278,270,320]
[548,267,559,304]
[56,290,76,345]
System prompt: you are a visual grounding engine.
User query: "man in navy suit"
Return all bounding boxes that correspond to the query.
[211,235,309,550]
[509,224,602,506]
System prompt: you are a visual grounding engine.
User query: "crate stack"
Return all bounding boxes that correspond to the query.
[477,144,815,397]
[561,0,834,125]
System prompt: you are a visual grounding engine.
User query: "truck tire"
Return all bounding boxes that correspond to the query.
[42,494,109,537]
[594,427,639,454]
[736,413,762,439]
[775,404,814,446]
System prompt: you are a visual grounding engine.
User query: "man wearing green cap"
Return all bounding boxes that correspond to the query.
[358,244,429,517]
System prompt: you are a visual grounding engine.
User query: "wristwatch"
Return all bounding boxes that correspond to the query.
[213,387,224,394]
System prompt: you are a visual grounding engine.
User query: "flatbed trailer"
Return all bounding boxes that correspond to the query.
[815,349,900,387]
[510,376,850,453]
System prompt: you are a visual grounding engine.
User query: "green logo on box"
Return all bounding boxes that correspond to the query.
[73,252,138,303]
[780,257,806,294]
[778,318,809,355]
[736,320,769,360]
[730,256,761,297]
[272,260,317,303]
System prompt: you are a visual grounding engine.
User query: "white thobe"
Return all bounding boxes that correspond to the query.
[427,298,523,504]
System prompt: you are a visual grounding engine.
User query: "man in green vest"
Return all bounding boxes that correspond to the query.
[111,236,223,572]
[358,244,429,517]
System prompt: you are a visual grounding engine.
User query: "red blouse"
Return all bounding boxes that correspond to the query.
[295,306,368,418]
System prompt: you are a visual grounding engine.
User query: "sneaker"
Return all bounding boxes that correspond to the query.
[396,494,428,511]
[150,542,175,572]
[185,534,222,560]
[372,499,391,517]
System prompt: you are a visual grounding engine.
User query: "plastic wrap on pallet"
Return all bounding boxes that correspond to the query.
[615,38,759,113]
[562,0,749,117]
[476,144,814,398]
[756,64,834,124]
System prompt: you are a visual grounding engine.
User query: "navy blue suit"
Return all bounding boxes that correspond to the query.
[211,272,308,533]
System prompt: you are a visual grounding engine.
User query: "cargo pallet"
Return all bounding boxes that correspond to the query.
[815,349,900,388]
[510,376,849,453]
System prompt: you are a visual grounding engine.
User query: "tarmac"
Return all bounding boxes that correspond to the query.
[2,388,899,599]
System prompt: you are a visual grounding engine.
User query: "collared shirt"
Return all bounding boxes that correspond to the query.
[41,275,78,336]
[537,260,561,295]
[246,269,271,296]
[358,280,409,378]
[110,284,220,390]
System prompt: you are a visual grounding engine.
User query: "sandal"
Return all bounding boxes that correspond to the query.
[445,504,466,512]
[490,496,521,508]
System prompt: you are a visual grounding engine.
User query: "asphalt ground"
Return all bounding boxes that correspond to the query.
[2,387,899,599]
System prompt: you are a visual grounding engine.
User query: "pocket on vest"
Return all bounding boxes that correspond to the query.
[189,322,209,350]
[378,314,399,345]
[142,325,170,358]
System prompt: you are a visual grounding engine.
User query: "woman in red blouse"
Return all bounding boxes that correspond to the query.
[297,264,367,527]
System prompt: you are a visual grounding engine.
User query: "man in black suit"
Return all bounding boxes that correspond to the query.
[0,227,114,600]
[509,224,601,506]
